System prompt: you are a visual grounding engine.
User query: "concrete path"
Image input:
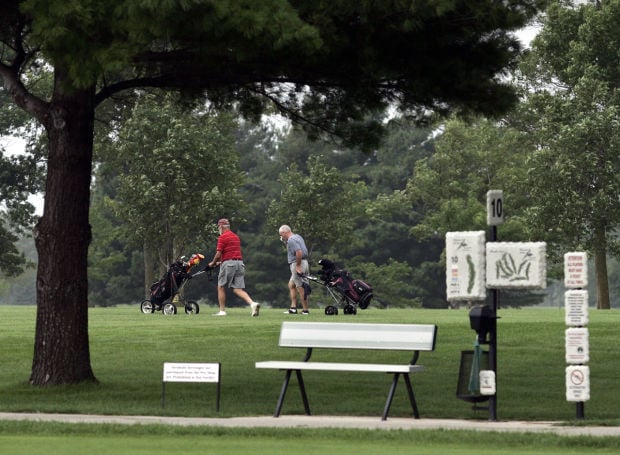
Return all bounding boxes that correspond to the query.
[1,412,619,437]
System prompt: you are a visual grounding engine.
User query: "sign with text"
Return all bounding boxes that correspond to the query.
[486,242,547,289]
[565,290,589,327]
[162,362,221,413]
[163,362,220,383]
[566,366,590,402]
[564,252,588,288]
[565,328,589,365]
[445,231,486,301]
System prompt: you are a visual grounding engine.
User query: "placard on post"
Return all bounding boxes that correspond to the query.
[566,366,590,402]
[486,190,504,226]
[162,362,221,412]
[486,242,547,289]
[564,252,588,288]
[565,290,588,327]
[445,231,486,302]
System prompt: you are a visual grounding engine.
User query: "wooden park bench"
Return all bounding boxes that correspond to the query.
[255,321,438,420]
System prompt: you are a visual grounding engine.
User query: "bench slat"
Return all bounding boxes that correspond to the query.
[278,322,437,351]
[256,360,425,373]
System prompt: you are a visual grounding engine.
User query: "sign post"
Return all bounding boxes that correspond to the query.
[486,190,503,421]
[563,252,589,419]
[448,190,547,422]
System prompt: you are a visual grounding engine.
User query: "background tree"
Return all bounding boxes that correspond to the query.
[100,93,244,296]
[383,117,543,307]
[515,0,620,309]
[266,155,366,254]
[0,0,545,385]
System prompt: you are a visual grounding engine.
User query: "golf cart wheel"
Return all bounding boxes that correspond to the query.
[184,300,200,315]
[344,304,357,315]
[162,303,177,315]
[140,300,155,314]
[325,305,339,316]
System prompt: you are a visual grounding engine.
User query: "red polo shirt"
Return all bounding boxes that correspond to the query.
[217,230,243,261]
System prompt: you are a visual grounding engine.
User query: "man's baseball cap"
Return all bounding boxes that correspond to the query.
[217,218,230,227]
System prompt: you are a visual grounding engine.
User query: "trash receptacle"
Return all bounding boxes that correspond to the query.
[456,349,490,406]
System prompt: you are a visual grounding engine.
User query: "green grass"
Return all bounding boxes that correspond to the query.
[1,305,620,423]
[2,305,620,453]
[1,421,620,454]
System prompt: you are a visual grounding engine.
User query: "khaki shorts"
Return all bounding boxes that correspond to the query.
[218,260,246,288]
[289,259,309,288]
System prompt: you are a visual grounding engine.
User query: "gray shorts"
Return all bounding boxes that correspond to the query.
[218,260,246,288]
[289,259,309,288]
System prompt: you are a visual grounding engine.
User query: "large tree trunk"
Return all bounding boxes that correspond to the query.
[593,226,610,310]
[30,78,97,385]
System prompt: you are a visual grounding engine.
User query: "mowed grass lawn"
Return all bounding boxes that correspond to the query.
[1,422,620,455]
[1,305,620,454]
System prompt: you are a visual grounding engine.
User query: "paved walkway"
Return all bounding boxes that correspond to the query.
[1,412,619,437]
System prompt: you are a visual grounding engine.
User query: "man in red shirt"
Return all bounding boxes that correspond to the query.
[208,219,260,317]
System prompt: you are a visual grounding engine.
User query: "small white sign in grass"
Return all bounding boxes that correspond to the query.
[162,362,221,413]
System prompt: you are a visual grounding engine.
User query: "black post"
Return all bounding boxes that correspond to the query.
[162,382,166,414]
[576,401,585,419]
[489,225,498,421]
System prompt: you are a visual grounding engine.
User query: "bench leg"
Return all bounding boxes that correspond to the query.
[296,370,311,416]
[274,369,311,417]
[382,373,420,420]
[274,370,292,417]
[382,372,400,421]
[403,373,420,419]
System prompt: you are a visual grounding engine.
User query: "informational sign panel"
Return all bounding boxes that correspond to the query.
[565,328,589,365]
[479,370,496,396]
[486,190,504,226]
[486,242,546,289]
[565,290,589,327]
[163,362,220,383]
[566,366,590,402]
[445,231,486,301]
[162,362,222,413]
[564,252,588,288]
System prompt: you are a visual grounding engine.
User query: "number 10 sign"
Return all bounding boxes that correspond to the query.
[487,190,504,226]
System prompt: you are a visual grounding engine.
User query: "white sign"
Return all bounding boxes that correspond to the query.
[564,252,588,288]
[445,231,486,301]
[163,362,220,383]
[479,370,496,395]
[566,365,590,402]
[565,290,589,327]
[565,328,589,364]
[486,242,546,289]
[486,190,504,226]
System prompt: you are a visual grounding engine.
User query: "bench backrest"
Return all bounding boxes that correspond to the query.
[278,322,437,352]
